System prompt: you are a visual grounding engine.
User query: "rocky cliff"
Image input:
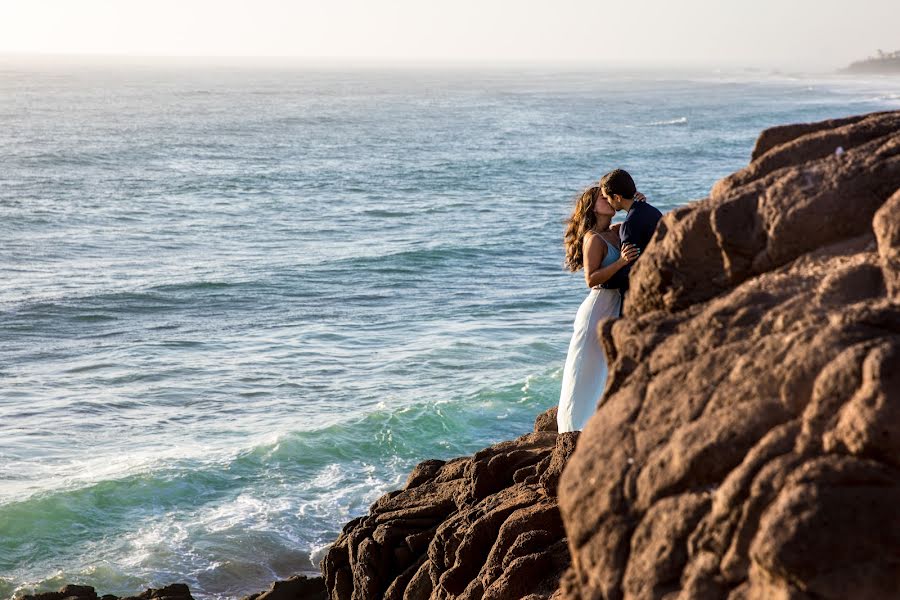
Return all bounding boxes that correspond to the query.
[324,110,900,600]
[559,109,900,600]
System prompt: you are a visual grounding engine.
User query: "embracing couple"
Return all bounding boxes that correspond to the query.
[557,169,662,433]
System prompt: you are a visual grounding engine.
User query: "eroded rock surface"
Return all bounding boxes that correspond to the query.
[241,575,327,600]
[559,110,900,600]
[20,584,195,600]
[322,409,576,600]
[19,576,328,600]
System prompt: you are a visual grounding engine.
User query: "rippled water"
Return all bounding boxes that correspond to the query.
[1,62,898,599]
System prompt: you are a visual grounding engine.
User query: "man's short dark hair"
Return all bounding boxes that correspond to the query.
[600,169,636,200]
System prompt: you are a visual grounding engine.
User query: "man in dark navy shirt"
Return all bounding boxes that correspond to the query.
[599,169,662,309]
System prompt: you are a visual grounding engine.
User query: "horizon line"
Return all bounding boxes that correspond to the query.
[0,51,848,72]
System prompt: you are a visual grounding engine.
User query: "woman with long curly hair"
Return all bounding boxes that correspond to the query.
[557,185,641,432]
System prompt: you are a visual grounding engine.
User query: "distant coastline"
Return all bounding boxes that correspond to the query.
[843,49,900,74]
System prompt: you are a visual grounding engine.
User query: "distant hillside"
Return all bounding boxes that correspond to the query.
[844,49,900,74]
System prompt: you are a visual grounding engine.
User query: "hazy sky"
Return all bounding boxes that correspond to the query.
[1,0,898,69]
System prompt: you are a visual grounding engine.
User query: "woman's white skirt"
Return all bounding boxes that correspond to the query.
[557,287,621,433]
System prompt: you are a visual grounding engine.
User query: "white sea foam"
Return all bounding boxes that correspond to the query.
[648,116,689,126]
[623,116,689,128]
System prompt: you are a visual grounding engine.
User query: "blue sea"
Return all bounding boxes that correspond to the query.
[1,60,898,599]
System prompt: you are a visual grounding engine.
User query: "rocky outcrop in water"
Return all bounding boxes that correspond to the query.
[20,584,195,600]
[321,408,576,600]
[241,575,328,600]
[559,109,900,599]
[324,109,899,600]
[19,576,330,600]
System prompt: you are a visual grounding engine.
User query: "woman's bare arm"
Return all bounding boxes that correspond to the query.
[584,234,639,288]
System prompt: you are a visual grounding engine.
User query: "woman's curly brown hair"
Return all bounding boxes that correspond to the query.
[563,186,603,272]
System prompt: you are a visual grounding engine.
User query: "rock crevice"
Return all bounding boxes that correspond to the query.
[322,412,576,600]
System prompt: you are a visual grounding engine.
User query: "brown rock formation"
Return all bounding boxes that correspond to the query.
[559,110,900,600]
[19,575,328,600]
[322,409,576,599]
[21,584,194,600]
[241,576,328,600]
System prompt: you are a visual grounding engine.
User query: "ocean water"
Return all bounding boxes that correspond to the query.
[1,62,898,599]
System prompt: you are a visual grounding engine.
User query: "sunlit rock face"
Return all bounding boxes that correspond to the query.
[558,110,900,600]
[323,408,577,600]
